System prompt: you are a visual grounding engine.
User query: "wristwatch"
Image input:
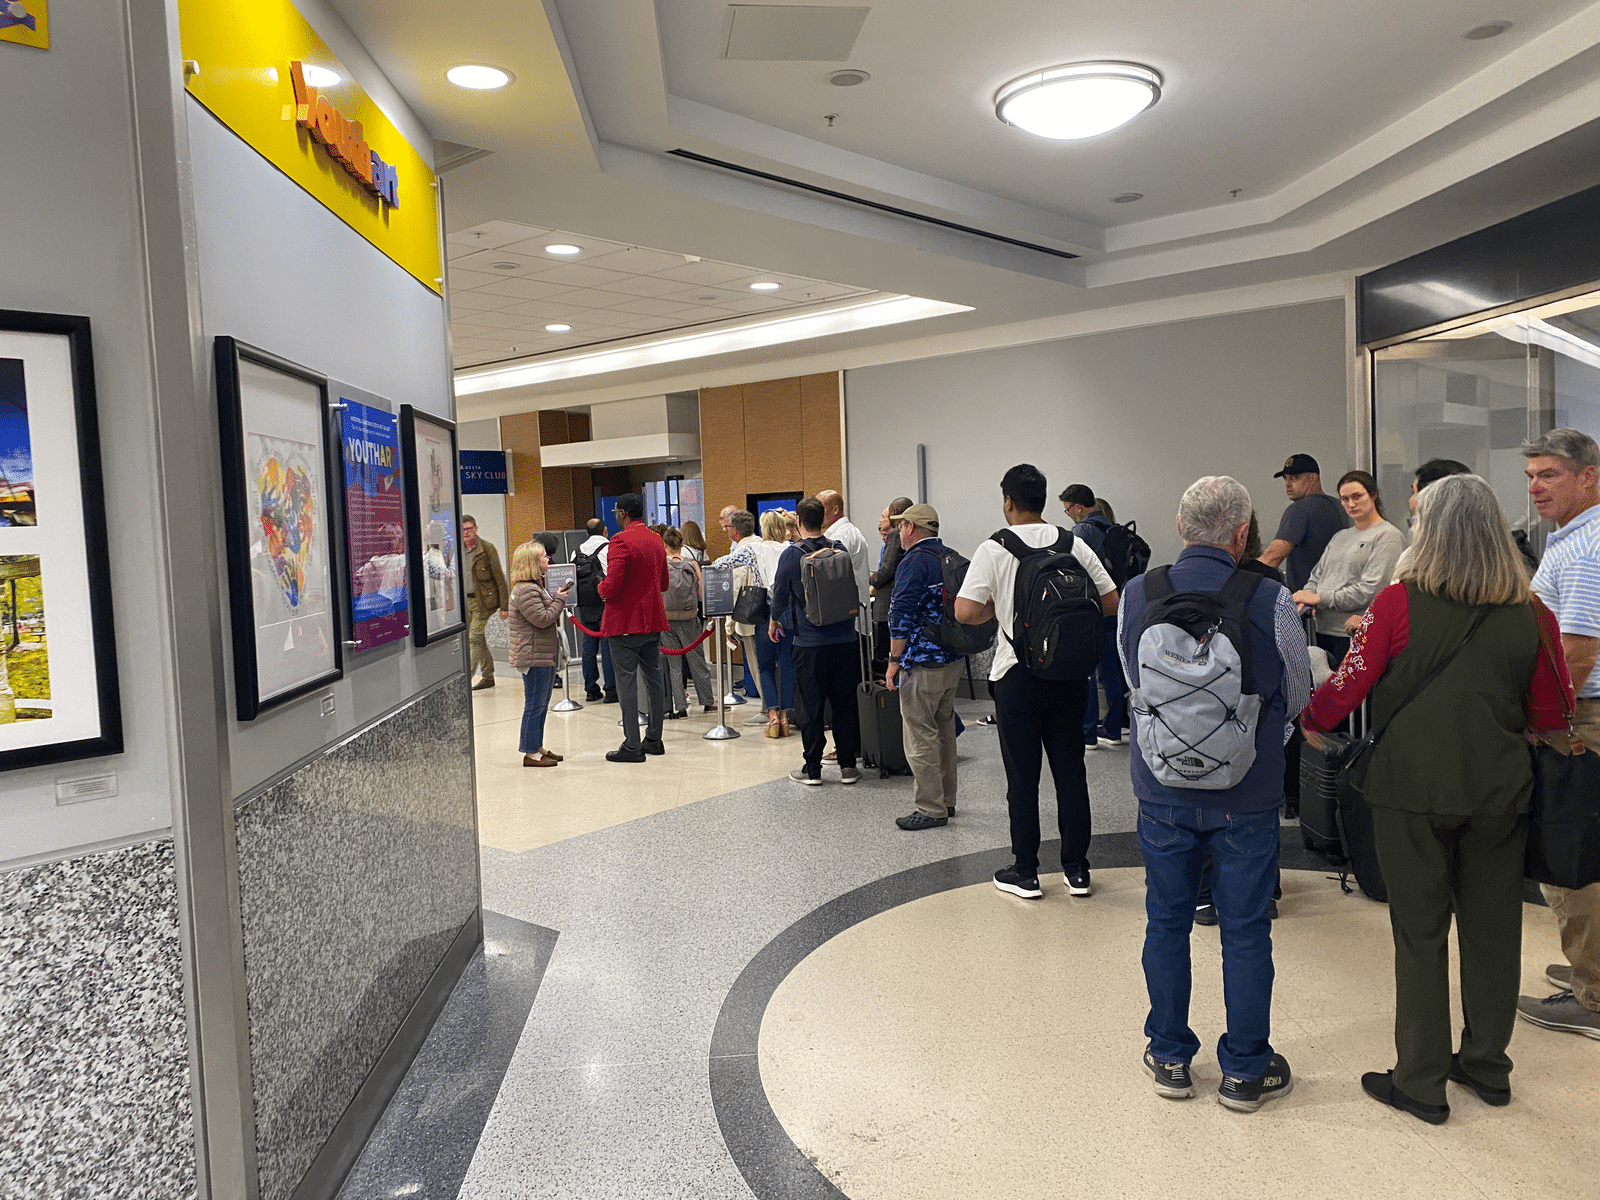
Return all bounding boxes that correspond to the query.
[889,655,903,663]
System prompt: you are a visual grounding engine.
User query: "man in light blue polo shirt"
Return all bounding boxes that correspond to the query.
[1520,428,1600,1039]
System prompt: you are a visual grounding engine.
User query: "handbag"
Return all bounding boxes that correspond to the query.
[731,581,770,626]
[1526,598,1600,889]
[1336,604,1492,799]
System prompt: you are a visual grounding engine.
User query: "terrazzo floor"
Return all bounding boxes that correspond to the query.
[332,679,1594,1200]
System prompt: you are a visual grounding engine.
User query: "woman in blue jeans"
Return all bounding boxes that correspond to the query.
[754,510,798,737]
[507,541,570,766]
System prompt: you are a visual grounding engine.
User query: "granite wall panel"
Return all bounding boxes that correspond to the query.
[0,838,195,1199]
[235,675,479,1200]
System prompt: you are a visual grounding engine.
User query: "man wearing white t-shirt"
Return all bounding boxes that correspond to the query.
[819,489,872,635]
[955,464,1118,900]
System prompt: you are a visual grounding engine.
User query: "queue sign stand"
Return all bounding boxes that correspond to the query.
[701,565,740,741]
[551,608,583,713]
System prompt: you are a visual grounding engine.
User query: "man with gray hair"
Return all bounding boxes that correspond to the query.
[1519,428,1600,1039]
[1117,475,1310,1112]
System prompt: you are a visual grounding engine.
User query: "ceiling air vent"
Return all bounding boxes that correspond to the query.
[721,5,870,61]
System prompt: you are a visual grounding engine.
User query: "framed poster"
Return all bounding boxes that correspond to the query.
[0,311,121,769]
[339,399,408,651]
[215,337,342,720]
[400,406,466,646]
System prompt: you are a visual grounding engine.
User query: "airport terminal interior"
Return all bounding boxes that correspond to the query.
[6,2,1600,1198]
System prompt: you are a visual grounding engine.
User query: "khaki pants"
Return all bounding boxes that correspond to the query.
[1543,697,1600,1011]
[469,608,494,680]
[900,661,962,818]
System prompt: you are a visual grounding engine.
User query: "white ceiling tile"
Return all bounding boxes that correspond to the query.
[449,249,557,276]
[473,277,586,300]
[605,312,681,331]
[448,289,531,312]
[443,267,504,291]
[701,294,794,314]
[548,288,641,309]
[533,263,636,288]
[660,285,749,306]
[608,296,706,317]
[580,246,700,275]
[498,299,595,321]
[447,221,547,250]
[586,275,691,299]
[497,234,622,260]
[648,261,755,285]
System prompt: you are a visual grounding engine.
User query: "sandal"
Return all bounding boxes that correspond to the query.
[766,712,785,739]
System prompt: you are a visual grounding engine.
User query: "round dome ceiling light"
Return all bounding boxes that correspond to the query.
[301,64,341,88]
[995,62,1162,140]
[447,64,513,90]
[545,324,571,333]
[1464,20,1513,40]
[829,70,871,86]
[543,244,582,256]
[749,281,782,291]
[1111,192,1144,203]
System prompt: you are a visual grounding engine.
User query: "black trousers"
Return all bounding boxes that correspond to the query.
[993,665,1091,877]
[609,633,664,749]
[793,641,861,775]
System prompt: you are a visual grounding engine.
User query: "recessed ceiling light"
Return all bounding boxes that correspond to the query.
[545,324,571,333]
[489,261,519,271]
[995,62,1162,140]
[829,70,871,86]
[447,64,513,90]
[750,281,782,291]
[1464,20,1512,40]
[544,244,582,256]
[1111,192,1144,203]
[301,65,341,88]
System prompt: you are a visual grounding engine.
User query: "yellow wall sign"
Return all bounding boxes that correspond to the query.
[0,0,49,49]
[178,0,441,295]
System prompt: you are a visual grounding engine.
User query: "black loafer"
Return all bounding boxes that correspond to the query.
[606,744,646,763]
[1448,1056,1510,1107]
[1362,1071,1449,1125]
[642,737,665,756]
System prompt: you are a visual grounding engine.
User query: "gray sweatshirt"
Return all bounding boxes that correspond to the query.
[1304,520,1406,635]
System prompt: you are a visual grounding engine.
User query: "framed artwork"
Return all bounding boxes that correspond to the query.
[399,406,466,646]
[215,337,342,721]
[0,310,121,769]
[339,399,409,652]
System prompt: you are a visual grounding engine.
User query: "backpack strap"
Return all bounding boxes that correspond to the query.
[992,527,1074,560]
[1141,565,1174,603]
[1215,567,1265,691]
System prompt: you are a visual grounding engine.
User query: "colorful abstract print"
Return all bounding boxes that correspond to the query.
[256,454,316,609]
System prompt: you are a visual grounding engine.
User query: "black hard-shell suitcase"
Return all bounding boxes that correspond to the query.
[1336,786,1388,902]
[858,681,910,777]
[1298,731,1349,855]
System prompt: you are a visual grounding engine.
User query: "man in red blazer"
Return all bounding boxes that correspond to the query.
[598,493,670,762]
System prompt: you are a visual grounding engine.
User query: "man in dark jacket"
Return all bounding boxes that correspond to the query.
[1118,475,1310,1114]
[1063,484,1129,747]
[885,504,961,830]
[870,496,914,677]
[598,494,669,763]
[769,496,861,786]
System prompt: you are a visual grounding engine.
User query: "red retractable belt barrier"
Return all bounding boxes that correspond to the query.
[567,616,715,657]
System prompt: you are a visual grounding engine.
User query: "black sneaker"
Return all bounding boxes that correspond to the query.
[585,688,604,702]
[1268,898,1280,920]
[946,802,957,816]
[602,693,620,705]
[1143,1047,1195,1099]
[1065,868,1092,897]
[1361,1070,1448,1124]
[1194,903,1219,927]
[606,744,646,763]
[993,867,1042,899]
[642,737,665,756]
[1217,1054,1293,1112]
[895,811,947,831]
[1447,1055,1510,1107]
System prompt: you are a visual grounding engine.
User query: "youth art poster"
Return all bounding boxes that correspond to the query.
[216,338,341,719]
[400,406,466,647]
[0,312,121,768]
[340,399,409,651]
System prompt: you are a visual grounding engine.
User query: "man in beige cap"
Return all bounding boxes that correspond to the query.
[885,503,963,830]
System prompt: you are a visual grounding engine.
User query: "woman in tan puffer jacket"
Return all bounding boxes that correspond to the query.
[508,541,571,767]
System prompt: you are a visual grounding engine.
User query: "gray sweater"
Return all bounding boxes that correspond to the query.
[1304,521,1406,635]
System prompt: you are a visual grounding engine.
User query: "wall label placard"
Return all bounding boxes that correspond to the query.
[288,61,399,209]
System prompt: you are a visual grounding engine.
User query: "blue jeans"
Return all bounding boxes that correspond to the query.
[518,666,556,754]
[1084,616,1127,741]
[756,626,796,712]
[1138,801,1279,1078]
[578,605,615,696]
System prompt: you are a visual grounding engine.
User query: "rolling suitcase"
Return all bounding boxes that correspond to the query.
[1298,730,1349,855]
[858,681,910,777]
[1336,783,1388,902]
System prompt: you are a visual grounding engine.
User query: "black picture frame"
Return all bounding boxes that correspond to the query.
[215,337,344,721]
[0,310,122,770]
[399,405,468,647]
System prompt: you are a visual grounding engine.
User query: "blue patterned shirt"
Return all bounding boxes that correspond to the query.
[889,538,958,669]
[1533,502,1600,698]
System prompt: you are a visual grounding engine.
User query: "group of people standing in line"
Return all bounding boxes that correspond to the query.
[478,428,1600,1122]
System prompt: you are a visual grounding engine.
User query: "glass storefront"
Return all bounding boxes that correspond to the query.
[1373,285,1600,554]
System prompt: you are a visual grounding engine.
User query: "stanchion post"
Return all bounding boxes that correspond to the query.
[723,618,747,706]
[552,610,582,712]
[704,615,739,740]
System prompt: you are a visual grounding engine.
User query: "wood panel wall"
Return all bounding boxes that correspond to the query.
[700,372,843,559]
[500,411,544,551]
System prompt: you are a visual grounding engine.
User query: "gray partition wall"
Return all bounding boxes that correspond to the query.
[0,3,482,1199]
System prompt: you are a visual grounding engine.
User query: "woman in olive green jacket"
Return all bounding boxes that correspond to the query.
[1302,475,1573,1124]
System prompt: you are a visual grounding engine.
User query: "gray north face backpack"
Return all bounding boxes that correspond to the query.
[1131,566,1265,790]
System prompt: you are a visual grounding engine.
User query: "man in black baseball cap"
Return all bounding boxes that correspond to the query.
[1260,453,1346,593]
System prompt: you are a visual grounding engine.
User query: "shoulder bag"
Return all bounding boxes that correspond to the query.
[1336,602,1492,799]
[1526,598,1600,889]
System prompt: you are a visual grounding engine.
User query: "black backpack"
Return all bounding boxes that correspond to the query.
[993,528,1102,680]
[1098,519,1152,588]
[910,543,997,656]
[573,548,603,608]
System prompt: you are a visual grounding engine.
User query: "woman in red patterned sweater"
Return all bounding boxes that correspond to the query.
[1301,474,1573,1124]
